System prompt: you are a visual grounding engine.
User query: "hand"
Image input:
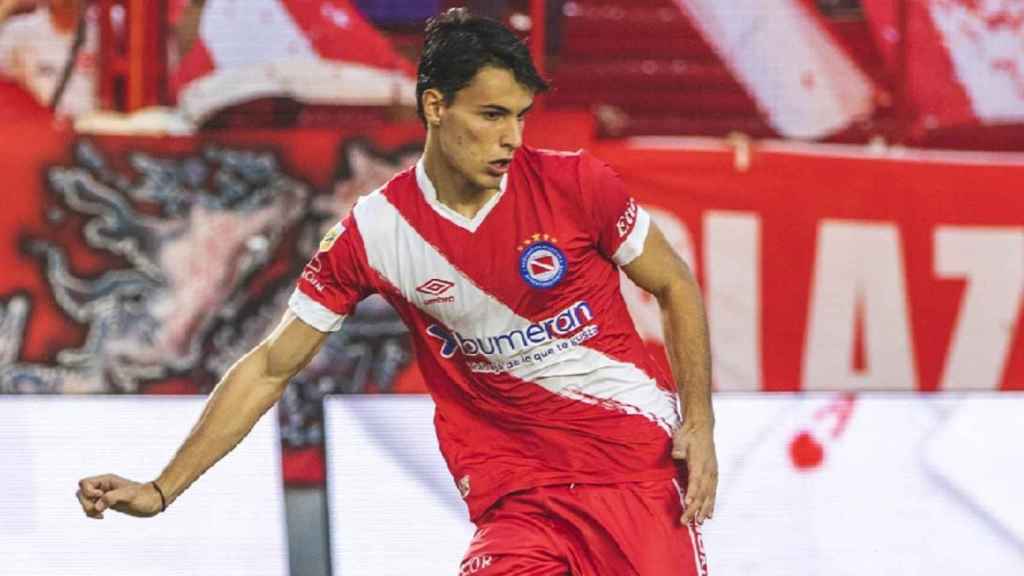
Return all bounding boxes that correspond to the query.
[672,419,718,525]
[76,474,163,519]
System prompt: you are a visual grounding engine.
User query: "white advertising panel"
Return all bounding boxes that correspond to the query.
[0,397,288,576]
[325,394,1024,576]
[325,396,475,575]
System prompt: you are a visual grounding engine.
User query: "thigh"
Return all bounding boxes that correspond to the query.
[577,479,707,576]
[459,506,570,576]
[535,480,705,576]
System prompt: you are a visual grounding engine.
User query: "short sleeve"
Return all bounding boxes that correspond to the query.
[289,215,375,332]
[578,153,651,266]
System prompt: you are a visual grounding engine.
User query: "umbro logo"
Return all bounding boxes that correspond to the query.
[416,278,454,295]
[416,278,455,304]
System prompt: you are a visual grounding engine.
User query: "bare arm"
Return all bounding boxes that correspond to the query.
[622,223,718,524]
[77,309,329,518]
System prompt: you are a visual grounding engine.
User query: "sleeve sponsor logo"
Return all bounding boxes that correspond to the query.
[300,255,327,293]
[616,197,639,238]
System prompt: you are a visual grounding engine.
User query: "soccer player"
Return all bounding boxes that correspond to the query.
[76,8,718,575]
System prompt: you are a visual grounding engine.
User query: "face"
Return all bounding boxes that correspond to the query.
[425,66,535,195]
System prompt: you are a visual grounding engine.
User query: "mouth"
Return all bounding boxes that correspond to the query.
[487,159,512,176]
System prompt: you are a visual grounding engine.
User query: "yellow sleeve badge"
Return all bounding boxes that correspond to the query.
[319,221,346,252]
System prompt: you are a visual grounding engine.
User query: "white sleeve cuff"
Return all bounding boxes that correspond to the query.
[612,206,651,266]
[288,289,346,333]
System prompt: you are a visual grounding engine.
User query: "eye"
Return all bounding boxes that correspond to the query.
[482,111,502,121]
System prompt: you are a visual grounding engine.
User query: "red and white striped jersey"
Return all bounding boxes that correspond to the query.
[290,146,681,519]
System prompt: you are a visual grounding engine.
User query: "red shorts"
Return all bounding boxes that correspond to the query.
[458,479,708,576]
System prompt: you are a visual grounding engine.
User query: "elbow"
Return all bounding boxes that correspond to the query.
[243,342,294,399]
[653,276,688,306]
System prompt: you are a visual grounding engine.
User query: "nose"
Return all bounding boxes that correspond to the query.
[500,117,524,151]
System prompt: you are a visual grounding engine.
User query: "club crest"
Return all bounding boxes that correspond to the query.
[519,239,567,289]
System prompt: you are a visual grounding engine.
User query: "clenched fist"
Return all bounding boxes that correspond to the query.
[76,474,163,519]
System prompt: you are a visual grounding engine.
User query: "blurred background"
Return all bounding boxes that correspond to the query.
[0,1,1021,575]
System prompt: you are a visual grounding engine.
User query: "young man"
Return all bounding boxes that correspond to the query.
[76,8,718,575]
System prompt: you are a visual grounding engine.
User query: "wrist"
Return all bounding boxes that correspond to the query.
[682,413,714,429]
[150,480,168,512]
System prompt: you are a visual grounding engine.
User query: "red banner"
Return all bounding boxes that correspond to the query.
[596,138,1024,392]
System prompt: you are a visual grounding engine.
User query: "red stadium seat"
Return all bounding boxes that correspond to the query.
[550,0,769,138]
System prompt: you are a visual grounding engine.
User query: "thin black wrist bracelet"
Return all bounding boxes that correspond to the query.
[151,481,167,512]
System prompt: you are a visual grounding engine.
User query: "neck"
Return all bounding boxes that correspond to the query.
[422,137,499,219]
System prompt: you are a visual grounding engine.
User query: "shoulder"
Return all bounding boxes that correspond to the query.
[575,150,621,185]
[514,146,589,192]
[518,146,619,185]
[351,183,391,222]
[353,165,415,212]
[350,165,417,237]
[515,145,584,172]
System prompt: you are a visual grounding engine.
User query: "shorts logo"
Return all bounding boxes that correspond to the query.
[519,241,567,289]
[460,554,492,575]
[457,475,471,499]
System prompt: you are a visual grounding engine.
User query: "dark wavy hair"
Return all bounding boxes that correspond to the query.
[416,8,550,124]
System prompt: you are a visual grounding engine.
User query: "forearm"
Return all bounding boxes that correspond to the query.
[155,343,288,505]
[658,273,714,426]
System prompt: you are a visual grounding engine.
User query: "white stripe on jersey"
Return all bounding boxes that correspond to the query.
[613,206,651,266]
[415,159,508,233]
[353,190,680,434]
[289,290,347,332]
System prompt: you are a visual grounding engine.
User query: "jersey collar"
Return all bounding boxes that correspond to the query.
[415,158,508,233]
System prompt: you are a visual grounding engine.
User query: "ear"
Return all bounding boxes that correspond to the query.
[421,88,446,127]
